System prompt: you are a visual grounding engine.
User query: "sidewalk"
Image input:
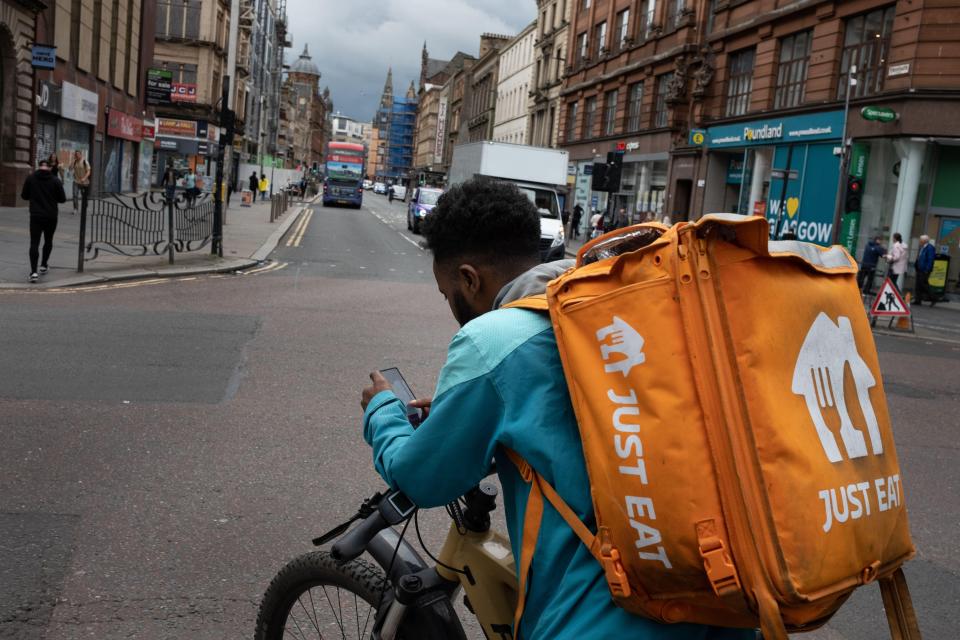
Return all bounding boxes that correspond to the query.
[0,194,312,289]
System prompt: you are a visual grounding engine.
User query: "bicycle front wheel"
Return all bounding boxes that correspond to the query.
[255,551,386,640]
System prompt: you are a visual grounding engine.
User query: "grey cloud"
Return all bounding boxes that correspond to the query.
[284,0,535,120]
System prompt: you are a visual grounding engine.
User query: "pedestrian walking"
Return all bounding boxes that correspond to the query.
[884,232,908,291]
[249,171,258,195]
[160,159,178,202]
[21,158,66,282]
[183,167,198,207]
[914,234,937,306]
[857,235,886,295]
[70,150,91,216]
[226,177,234,207]
[571,203,583,239]
[590,210,603,239]
[615,207,629,230]
[259,174,269,201]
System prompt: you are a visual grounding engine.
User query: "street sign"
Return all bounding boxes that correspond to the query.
[770,169,799,180]
[31,44,56,69]
[860,106,898,123]
[870,278,910,317]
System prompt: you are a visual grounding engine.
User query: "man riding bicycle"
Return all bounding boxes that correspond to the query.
[361,179,753,639]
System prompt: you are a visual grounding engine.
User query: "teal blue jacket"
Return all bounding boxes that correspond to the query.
[363,303,754,640]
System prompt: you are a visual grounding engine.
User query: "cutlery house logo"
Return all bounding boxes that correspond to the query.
[791,313,883,463]
[596,316,645,376]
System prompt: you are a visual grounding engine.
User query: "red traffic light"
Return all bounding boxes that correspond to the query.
[848,179,862,192]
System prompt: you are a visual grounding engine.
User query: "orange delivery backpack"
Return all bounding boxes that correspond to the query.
[504,214,919,639]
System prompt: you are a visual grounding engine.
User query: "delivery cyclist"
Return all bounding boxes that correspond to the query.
[360,179,754,640]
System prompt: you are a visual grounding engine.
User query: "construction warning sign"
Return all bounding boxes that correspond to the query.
[870,278,910,317]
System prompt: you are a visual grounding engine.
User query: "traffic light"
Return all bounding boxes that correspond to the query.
[605,151,623,193]
[591,162,609,191]
[845,175,863,213]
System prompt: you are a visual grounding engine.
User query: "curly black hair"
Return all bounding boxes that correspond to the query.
[421,178,541,264]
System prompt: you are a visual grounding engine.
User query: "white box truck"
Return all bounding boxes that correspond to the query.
[448,142,569,261]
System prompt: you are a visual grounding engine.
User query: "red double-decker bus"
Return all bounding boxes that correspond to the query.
[323,142,365,208]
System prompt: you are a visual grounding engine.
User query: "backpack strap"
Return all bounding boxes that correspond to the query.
[504,448,630,639]
[501,294,549,312]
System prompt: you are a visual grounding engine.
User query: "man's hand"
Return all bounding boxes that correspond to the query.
[361,371,392,411]
[409,398,432,420]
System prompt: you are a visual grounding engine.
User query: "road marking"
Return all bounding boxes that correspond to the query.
[285,210,310,247]
[364,205,424,252]
[286,209,314,247]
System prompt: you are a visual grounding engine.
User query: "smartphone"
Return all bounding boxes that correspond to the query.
[379,367,422,426]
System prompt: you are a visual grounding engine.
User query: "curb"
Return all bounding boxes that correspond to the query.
[872,328,960,346]
[1,200,314,291]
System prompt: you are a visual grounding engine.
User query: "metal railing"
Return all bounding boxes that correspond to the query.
[78,190,216,272]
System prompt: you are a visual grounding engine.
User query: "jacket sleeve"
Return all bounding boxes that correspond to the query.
[20,176,30,201]
[362,331,505,508]
[56,180,66,203]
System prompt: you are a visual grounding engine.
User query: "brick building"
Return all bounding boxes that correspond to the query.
[559,0,960,290]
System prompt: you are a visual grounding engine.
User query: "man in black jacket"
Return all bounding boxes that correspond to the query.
[21,159,67,282]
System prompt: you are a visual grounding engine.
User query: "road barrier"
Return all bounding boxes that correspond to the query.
[77,190,215,272]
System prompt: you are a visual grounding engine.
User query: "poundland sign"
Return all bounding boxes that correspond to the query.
[697,111,844,149]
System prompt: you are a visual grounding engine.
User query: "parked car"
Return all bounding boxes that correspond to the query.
[362,179,373,190]
[407,187,444,234]
[373,182,387,194]
[390,184,407,201]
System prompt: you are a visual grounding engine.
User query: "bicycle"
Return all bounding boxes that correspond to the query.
[254,481,519,639]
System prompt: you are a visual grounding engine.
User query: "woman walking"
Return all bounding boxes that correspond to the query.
[21,158,66,282]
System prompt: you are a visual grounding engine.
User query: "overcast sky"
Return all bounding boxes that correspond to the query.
[284,0,535,122]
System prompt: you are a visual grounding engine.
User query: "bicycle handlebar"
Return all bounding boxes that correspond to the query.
[331,509,389,562]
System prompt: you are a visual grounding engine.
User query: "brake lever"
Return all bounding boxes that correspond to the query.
[312,491,386,546]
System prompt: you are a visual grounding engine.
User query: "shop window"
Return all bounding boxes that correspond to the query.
[654,73,671,128]
[583,96,597,138]
[595,22,607,57]
[837,5,896,100]
[774,31,812,109]
[616,9,630,50]
[725,48,755,117]
[626,82,644,132]
[603,89,618,136]
[566,101,578,142]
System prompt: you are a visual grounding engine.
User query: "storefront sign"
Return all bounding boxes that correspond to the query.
[107,109,143,142]
[142,121,156,140]
[61,82,99,126]
[860,106,898,123]
[702,111,844,149]
[36,80,62,115]
[31,44,56,69]
[434,97,448,165]
[765,143,841,246]
[158,118,198,138]
[156,137,200,154]
[147,68,173,105]
[726,157,744,184]
[171,83,198,103]
[689,129,706,146]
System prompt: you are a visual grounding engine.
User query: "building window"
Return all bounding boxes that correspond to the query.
[616,9,630,49]
[603,89,618,135]
[566,101,578,141]
[626,81,644,132]
[725,48,755,117]
[577,32,588,64]
[156,0,201,39]
[837,5,896,100]
[595,22,607,57]
[641,0,656,38]
[583,95,597,138]
[705,0,717,33]
[583,0,591,9]
[774,31,812,109]
[665,0,685,29]
[654,73,671,128]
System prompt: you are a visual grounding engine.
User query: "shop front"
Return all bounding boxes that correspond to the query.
[695,110,844,246]
[58,82,97,194]
[34,80,61,166]
[104,108,143,193]
[153,117,219,190]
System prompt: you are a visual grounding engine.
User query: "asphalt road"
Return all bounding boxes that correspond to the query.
[0,192,957,639]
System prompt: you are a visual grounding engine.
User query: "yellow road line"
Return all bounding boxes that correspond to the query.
[286,209,313,247]
[290,209,314,247]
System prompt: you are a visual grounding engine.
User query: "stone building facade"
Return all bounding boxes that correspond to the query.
[529,0,573,147]
[493,21,537,145]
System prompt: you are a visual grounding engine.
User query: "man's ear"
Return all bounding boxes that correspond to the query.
[456,264,482,295]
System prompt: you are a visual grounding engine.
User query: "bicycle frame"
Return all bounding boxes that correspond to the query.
[435,521,518,640]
